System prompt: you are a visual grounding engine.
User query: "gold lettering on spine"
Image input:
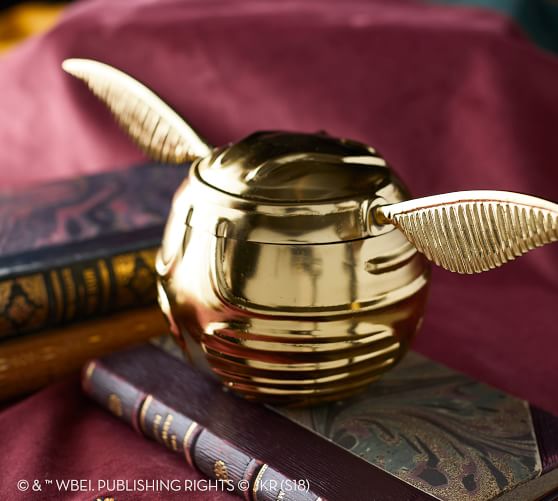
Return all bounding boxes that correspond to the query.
[161,414,173,448]
[139,395,153,434]
[153,414,163,441]
[214,460,229,481]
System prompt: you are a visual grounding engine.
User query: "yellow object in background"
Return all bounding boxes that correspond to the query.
[0,3,66,53]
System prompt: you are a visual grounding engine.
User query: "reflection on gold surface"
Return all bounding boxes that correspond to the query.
[156,132,430,405]
[63,59,558,405]
[60,58,431,404]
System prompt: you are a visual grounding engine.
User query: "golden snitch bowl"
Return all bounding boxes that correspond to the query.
[155,131,430,404]
[62,58,558,405]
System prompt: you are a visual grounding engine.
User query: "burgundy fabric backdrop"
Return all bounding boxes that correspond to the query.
[1,0,557,499]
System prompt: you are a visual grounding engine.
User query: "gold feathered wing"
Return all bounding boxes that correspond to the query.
[62,58,211,163]
[374,191,558,274]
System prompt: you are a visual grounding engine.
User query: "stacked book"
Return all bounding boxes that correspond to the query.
[85,338,558,501]
[0,163,185,400]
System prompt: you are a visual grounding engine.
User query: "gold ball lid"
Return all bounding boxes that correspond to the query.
[185,131,410,244]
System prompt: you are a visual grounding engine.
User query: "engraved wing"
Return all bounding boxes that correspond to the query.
[62,58,211,163]
[374,191,558,274]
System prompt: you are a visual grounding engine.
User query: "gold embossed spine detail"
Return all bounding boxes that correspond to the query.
[214,460,229,481]
[82,347,325,501]
[376,191,558,274]
[0,249,159,339]
[107,393,123,417]
[80,356,150,431]
[0,274,49,336]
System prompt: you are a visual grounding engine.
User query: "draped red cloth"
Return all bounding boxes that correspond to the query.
[1,0,557,499]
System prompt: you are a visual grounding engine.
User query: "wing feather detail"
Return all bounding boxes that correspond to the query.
[374,191,558,274]
[62,58,211,163]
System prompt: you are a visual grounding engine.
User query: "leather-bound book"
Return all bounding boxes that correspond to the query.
[83,341,558,501]
[0,306,167,401]
[0,163,184,339]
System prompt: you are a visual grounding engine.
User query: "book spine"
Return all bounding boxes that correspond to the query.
[0,306,167,401]
[0,247,158,339]
[83,362,325,501]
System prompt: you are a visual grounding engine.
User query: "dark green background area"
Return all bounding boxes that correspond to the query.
[434,0,558,53]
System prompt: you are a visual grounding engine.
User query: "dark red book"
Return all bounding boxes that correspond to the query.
[83,341,558,501]
[83,343,436,501]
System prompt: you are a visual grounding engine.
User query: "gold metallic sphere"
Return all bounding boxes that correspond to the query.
[63,58,558,405]
[156,131,430,405]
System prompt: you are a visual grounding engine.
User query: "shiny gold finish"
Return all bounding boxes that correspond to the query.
[165,131,409,245]
[155,131,430,405]
[61,59,211,163]
[375,191,558,274]
[64,58,556,405]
